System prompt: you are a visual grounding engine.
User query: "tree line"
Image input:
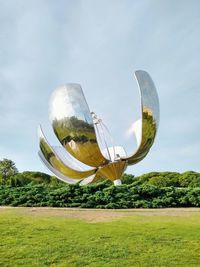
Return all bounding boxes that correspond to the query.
[0,158,200,208]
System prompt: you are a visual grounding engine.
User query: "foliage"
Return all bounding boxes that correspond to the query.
[10,171,53,187]
[131,171,200,188]
[0,158,200,208]
[0,182,200,208]
[0,159,18,185]
[2,170,200,189]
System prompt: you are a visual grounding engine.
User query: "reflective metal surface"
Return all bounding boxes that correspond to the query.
[95,161,127,182]
[49,84,108,167]
[52,145,94,172]
[38,151,79,184]
[38,70,159,185]
[38,125,96,180]
[122,70,159,165]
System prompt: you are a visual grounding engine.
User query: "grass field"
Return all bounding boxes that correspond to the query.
[0,207,200,267]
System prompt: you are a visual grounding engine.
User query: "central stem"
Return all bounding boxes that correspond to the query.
[113,179,122,186]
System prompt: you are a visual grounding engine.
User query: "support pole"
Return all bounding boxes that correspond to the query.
[113,179,122,186]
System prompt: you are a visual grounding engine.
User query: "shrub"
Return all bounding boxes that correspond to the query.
[0,171,199,208]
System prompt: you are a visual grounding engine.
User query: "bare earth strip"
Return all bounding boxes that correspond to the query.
[0,207,200,222]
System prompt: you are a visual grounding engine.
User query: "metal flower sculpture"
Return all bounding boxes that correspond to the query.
[38,70,159,185]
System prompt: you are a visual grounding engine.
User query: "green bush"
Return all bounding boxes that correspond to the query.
[0,183,199,208]
[0,170,200,208]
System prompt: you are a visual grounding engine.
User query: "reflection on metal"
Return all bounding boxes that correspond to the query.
[38,126,96,179]
[49,84,108,167]
[38,70,159,185]
[122,71,159,165]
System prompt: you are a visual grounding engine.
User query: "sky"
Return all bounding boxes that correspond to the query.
[0,0,200,176]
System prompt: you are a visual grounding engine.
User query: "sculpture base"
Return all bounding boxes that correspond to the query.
[113,179,122,186]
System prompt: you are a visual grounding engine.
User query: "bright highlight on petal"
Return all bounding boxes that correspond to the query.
[126,119,142,146]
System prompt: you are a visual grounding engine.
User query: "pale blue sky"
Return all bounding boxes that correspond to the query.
[0,0,200,176]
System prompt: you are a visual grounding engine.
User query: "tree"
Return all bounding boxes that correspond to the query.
[0,159,18,185]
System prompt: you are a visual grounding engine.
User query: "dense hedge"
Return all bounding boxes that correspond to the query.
[0,182,200,208]
[0,170,200,208]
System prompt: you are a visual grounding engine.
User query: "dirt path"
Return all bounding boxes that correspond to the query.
[1,207,200,222]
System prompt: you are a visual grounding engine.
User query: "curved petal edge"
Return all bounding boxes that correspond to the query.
[122,70,159,165]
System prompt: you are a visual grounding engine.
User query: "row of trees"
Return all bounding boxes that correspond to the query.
[0,158,200,208]
[1,159,200,188]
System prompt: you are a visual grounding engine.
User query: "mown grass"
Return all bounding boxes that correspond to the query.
[0,208,200,267]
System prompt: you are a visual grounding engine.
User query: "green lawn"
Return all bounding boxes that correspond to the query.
[0,208,200,267]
